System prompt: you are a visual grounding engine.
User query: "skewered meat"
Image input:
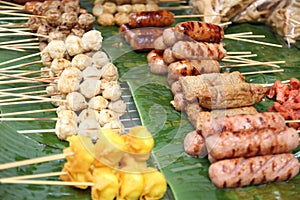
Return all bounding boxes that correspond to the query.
[128,10,175,28]
[37,24,52,42]
[92,4,104,16]
[92,51,110,69]
[209,153,299,188]
[153,36,167,52]
[65,35,84,56]
[55,110,78,140]
[51,58,71,76]
[78,13,95,30]
[101,63,119,81]
[27,16,44,32]
[115,12,129,26]
[174,21,224,43]
[171,93,187,111]
[61,12,78,28]
[196,83,269,109]
[162,28,176,47]
[88,96,109,111]
[167,60,220,85]
[117,4,132,13]
[78,118,101,140]
[72,54,92,71]
[45,9,62,26]
[58,67,82,93]
[99,109,119,126]
[41,48,53,67]
[48,30,66,42]
[78,109,100,123]
[64,1,80,14]
[171,81,182,95]
[206,127,299,161]
[47,40,66,59]
[82,66,102,80]
[163,47,177,64]
[202,112,286,138]
[71,26,85,37]
[97,13,115,26]
[102,81,122,101]
[147,50,168,75]
[81,30,103,52]
[103,2,117,14]
[184,130,207,157]
[79,79,102,99]
[103,120,125,134]
[132,4,146,12]
[145,3,159,11]
[66,92,88,111]
[191,106,258,131]
[108,99,127,116]
[179,71,245,102]
[172,41,227,61]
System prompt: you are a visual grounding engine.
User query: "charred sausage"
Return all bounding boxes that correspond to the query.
[147,50,168,74]
[206,127,299,160]
[184,130,207,157]
[128,10,175,28]
[163,47,177,64]
[172,41,227,61]
[174,21,224,43]
[209,153,299,188]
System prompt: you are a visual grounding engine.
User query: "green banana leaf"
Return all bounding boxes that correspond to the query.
[1,0,300,200]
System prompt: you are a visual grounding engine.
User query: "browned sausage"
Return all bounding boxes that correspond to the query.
[206,127,299,161]
[174,21,224,43]
[184,130,207,157]
[128,10,175,28]
[147,50,168,75]
[162,27,176,47]
[171,93,187,111]
[154,36,168,52]
[202,112,286,138]
[167,60,220,85]
[163,47,177,64]
[209,153,299,188]
[172,41,227,61]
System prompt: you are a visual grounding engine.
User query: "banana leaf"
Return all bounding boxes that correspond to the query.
[1,0,300,199]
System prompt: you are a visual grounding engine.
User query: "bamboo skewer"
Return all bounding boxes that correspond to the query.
[0,0,23,8]
[0,152,72,170]
[0,73,53,84]
[0,84,48,92]
[227,51,252,55]
[0,17,29,20]
[0,117,58,121]
[0,108,56,117]
[0,38,38,45]
[0,172,67,181]
[0,60,42,71]
[0,179,95,186]
[18,129,56,134]
[0,27,48,38]
[222,61,285,68]
[0,52,40,67]
[241,69,284,75]
[0,99,55,106]
[224,36,283,48]
[0,91,65,103]
[0,11,46,18]
[0,90,46,98]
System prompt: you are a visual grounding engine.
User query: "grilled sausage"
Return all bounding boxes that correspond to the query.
[174,21,224,43]
[172,41,227,61]
[171,93,187,111]
[209,153,299,188]
[154,36,168,52]
[184,130,207,157]
[120,24,164,51]
[202,112,286,138]
[206,127,299,161]
[163,48,177,64]
[171,81,182,95]
[128,10,175,28]
[147,50,168,74]
[167,60,220,85]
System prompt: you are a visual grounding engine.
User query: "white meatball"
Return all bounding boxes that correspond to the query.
[78,118,101,140]
[101,63,118,81]
[88,96,108,111]
[66,92,88,112]
[82,66,102,80]
[47,40,66,59]
[102,2,117,14]
[92,51,110,69]
[145,3,159,11]
[99,109,119,126]
[57,110,78,123]
[71,54,92,71]
[65,35,83,56]
[114,12,129,26]
[108,99,126,116]
[40,47,52,67]
[79,79,101,99]
[117,4,132,14]
[78,108,100,123]
[57,67,82,94]
[51,95,66,107]
[92,4,104,16]
[132,4,146,12]
[46,84,58,94]
[51,58,71,76]
[102,81,122,101]
[55,110,78,140]
[102,120,124,134]
[82,30,103,52]
[97,13,115,26]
